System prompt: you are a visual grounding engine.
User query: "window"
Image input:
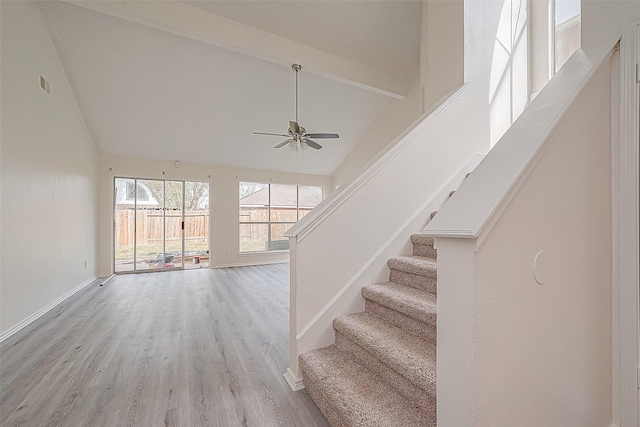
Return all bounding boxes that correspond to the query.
[553,0,581,73]
[125,181,149,201]
[239,182,323,252]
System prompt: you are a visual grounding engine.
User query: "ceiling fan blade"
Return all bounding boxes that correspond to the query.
[254,132,290,137]
[303,139,323,150]
[304,133,339,139]
[274,139,294,148]
[289,121,301,135]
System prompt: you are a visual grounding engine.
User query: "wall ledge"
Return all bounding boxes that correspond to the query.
[424,37,619,240]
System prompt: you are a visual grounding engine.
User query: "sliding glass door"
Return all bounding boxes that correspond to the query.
[114,178,209,273]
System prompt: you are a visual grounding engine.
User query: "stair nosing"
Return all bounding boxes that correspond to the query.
[362,282,436,326]
[299,346,431,426]
[333,312,436,395]
[387,255,437,277]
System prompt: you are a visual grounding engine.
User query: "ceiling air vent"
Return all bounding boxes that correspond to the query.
[40,76,50,95]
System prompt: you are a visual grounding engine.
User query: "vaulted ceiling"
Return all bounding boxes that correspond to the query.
[39,1,422,176]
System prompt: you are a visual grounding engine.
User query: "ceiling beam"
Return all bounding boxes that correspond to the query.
[62,0,408,99]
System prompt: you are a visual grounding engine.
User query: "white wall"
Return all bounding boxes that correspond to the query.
[97,155,331,274]
[332,0,465,190]
[331,79,421,188]
[0,2,99,335]
[582,0,640,53]
[472,58,612,426]
[421,0,464,112]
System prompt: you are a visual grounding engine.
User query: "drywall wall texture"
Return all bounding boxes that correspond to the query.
[471,57,613,426]
[0,2,99,335]
[331,79,421,188]
[583,0,640,52]
[97,155,331,274]
[332,0,464,189]
[421,0,464,112]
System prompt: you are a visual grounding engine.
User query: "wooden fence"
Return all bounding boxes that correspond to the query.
[115,208,209,248]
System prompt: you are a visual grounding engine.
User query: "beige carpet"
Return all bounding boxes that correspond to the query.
[299,232,438,427]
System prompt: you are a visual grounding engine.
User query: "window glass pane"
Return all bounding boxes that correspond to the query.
[239,182,269,222]
[299,186,323,219]
[240,223,269,252]
[164,181,183,269]
[270,184,297,222]
[184,181,210,270]
[114,178,135,272]
[135,179,165,270]
[270,223,295,250]
[299,186,323,208]
[554,0,581,72]
[238,182,324,252]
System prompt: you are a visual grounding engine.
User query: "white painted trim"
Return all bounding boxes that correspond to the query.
[284,368,305,391]
[211,260,289,269]
[285,83,469,243]
[295,152,484,341]
[0,276,98,343]
[615,18,640,427]
[99,274,116,287]
[424,38,618,239]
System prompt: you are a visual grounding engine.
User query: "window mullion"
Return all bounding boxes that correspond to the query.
[268,184,272,251]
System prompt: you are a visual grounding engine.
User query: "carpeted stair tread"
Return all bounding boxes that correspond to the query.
[387,256,437,278]
[362,282,436,326]
[299,346,430,427]
[333,312,436,396]
[410,233,435,247]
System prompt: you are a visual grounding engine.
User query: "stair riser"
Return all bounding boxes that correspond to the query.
[335,332,436,421]
[332,318,437,396]
[389,269,437,294]
[412,243,437,258]
[301,371,349,427]
[365,300,436,344]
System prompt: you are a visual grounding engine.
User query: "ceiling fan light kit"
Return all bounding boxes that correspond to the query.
[253,64,339,156]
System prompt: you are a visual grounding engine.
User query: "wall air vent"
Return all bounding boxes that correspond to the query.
[40,76,50,95]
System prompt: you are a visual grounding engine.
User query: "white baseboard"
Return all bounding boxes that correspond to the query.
[0,276,98,344]
[212,260,289,269]
[284,368,305,391]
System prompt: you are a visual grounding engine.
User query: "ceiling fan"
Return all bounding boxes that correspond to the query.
[253,64,339,152]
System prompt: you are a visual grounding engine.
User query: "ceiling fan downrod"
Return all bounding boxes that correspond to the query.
[292,64,301,125]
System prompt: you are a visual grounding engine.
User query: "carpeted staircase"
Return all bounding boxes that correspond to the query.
[299,231,439,426]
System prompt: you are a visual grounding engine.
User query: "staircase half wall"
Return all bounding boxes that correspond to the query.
[284,82,487,389]
[425,40,617,426]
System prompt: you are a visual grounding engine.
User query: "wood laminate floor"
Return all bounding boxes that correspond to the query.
[0,264,329,426]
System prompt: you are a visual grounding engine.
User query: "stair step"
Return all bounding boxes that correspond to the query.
[410,234,434,247]
[363,282,436,342]
[362,282,436,327]
[299,346,433,427]
[364,299,435,343]
[448,190,456,198]
[430,210,438,219]
[387,256,437,293]
[410,233,436,258]
[333,312,436,397]
[388,256,436,277]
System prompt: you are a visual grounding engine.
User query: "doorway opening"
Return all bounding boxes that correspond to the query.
[114,178,210,273]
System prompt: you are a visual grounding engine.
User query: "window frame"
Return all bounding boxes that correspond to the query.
[238,182,323,253]
[550,0,582,74]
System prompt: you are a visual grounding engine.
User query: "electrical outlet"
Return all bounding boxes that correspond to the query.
[83,260,87,268]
